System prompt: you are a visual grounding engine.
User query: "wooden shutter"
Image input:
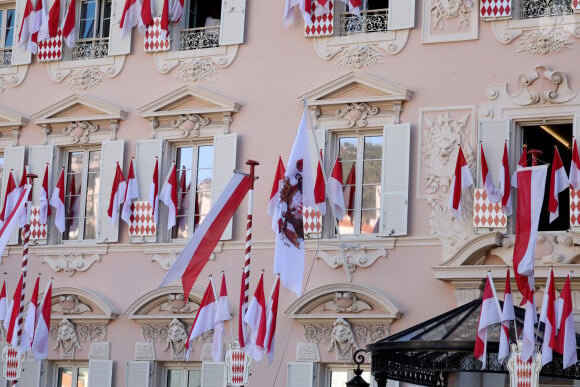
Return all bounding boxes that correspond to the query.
[212,133,237,240]
[387,0,415,30]
[201,362,226,387]
[287,362,315,387]
[480,0,512,19]
[11,0,32,65]
[3,146,25,245]
[380,123,410,236]
[125,361,151,387]
[218,0,246,45]
[18,358,42,387]
[88,360,113,387]
[108,0,132,55]
[477,119,510,188]
[96,140,124,243]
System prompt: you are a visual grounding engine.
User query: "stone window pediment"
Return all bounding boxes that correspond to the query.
[0,104,26,146]
[125,286,204,322]
[51,286,119,322]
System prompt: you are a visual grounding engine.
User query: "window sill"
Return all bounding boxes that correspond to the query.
[47,53,127,89]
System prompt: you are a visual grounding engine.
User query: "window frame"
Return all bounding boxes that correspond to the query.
[52,362,90,387]
[162,362,202,387]
[0,6,15,67]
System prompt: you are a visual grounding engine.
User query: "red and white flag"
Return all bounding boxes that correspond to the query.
[159,0,169,40]
[554,276,578,369]
[344,164,356,220]
[212,273,231,361]
[539,268,557,366]
[513,165,547,299]
[160,162,177,230]
[0,185,31,257]
[0,280,7,323]
[498,269,515,363]
[549,147,568,223]
[328,157,346,221]
[120,0,141,38]
[499,143,512,216]
[61,0,76,48]
[185,278,216,360]
[511,145,528,188]
[107,162,126,225]
[265,274,280,364]
[474,273,502,369]
[570,139,580,191]
[20,276,39,352]
[268,156,286,222]
[283,0,312,27]
[149,158,159,224]
[480,144,501,203]
[0,170,19,224]
[243,273,267,362]
[139,0,153,34]
[32,279,52,360]
[274,109,315,296]
[314,151,326,215]
[160,172,251,299]
[50,167,66,232]
[347,0,361,15]
[29,0,47,53]
[168,0,183,22]
[121,158,139,226]
[39,164,51,225]
[17,0,34,49]
[449,146,474,218]
[47,0,60,38]
[5,274,23,348]
[521,288,536,362]
[17,166,30,227]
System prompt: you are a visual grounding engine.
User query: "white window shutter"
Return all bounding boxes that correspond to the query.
[201,362,226,387]
[477,119,510,188]
[287,362,314,387]
[11,0,32,65]
[387,0,415,30]
[88,360,113,387]
[218,0,246,46]
[96,140,124,243]
[380,124,410,236]
[573,114,580,140]
[3,146,25,245]
[125,361,151,387]
[108,0,132,55]
[28,146,55,207]
[18,359,42,387]
[212,133,238,240]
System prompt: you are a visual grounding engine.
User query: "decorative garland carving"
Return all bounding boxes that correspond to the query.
[431,0,472,30]
[515,29,573,54]
[335,103,379,128]
[62,121,100,144]
[41,252,102,276]
[52,295,92,315]
[141,323,169,343]
[76,324,107,342]
[171,114,211,137]
[0,75,19,93]
[175,59,218,82]
[159,293,200,314]
[64,68,104,90]
[135,342,156,361]
[508,65,577,105]
[333,45,384,68]
[315,246,387,274]
[89,342,110,360]
[322,292,372,313]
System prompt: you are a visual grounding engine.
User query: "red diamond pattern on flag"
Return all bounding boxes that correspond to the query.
[570,189,580,227]
[2,345,23,380]
[225,342,251,386]
[305,0,334,37]
[303,206,322,234]
[144,17,170,52]
[480,0,511,17]
[128,201,157,237]
[37,29,63,62]
[473,188,507,228]
[29,206,47,240]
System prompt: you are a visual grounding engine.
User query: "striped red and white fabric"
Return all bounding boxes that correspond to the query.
[473,272,502,369]
[480,144,501,203]
[212,273,231,361]
[327,156,346,221]
[4,275,23,348]
[32,279,52,360]
[539,268,556,366]
[499,143,512,216]
[121,158,139,226]
[570,139,580,190]
[521,288,536,362]
[268,156,285,224]
[0,281,7,324]
[39,164,50,225]
[0,170,19,225]
[120,0,141,38]
[283,0,313,27]
[19,276,39,352]
[139,0,153,34]
[149,158,159,224]
[159,0,169,40]
[47,0,60,37]
[168,0,183,22]
[107,162,126,225]
[449,146,474,218]
[244,273,267,362]
[265,274,280,364]
[17,0,34,49]
[554,276,578,369]
[549,147,568,223]
[498,268,514,363]
[314,151,326,216]
[61,0,76,48]
[160,162,177,230]
[185,278,216,360]
[50,167,65,233]
[511,145,528,188]
[0,185,31,257]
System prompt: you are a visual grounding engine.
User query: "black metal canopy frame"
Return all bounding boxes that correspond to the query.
[365,298,580,387]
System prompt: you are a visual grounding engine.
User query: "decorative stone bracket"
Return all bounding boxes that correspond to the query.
[315,245,387,275]
[41,252,102,276]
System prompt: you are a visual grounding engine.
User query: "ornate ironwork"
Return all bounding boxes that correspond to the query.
[340,9,388,36]
[72,38,109,60]
[519,0,573,19]
[180,26,220,51]
[0,48,12,67]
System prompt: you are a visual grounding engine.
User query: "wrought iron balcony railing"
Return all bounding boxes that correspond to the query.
[340,8,389,36]
[180,26,220,51]
[0,48,12,67]
[72,38,109,60]
[519,0,573,19]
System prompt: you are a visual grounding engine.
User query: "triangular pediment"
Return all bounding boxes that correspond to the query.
[0,105,27,128]
[303,72,413,107]
[138,85,240,118]
[32,94,127,125]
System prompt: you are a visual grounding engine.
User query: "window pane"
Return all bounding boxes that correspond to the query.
[0,156,4,188]
[195,145,213,227]
[101,0,112,37]
[362,160,381,184]
[84,150,101,240]
[65,152,83,240]
[338,137,357,162]
[57,367,73,387]
[5,9,15,47]
[330,370,349,387]
[79,0,96,39]
[167,369,183,387]
[77,367,89,387]
[361,209,380,234]
[187,369,202,387]
[174,147,193,238]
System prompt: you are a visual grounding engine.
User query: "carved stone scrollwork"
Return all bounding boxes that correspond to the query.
[322,292,372,313]
[516,29,573,54]
[41,252,102,276]
[171,114,211,137]
[335,103,379,127]
[159,293,199,313]
[333,45,384,68]
[150,252,179,271]
[52,295,92,315]
[315,246,387,274]
[164,318,188,360]
[135,342,156,361]
[431,0,472,30]
[53,319,82,359]
[303,321,391,350]
[508,65,577,105]
[64,68,104,90]
[89,342,110,360]
[175,59,218,82]
[141,323,169,343]
[62,121,100,144]
[296,342,320,361]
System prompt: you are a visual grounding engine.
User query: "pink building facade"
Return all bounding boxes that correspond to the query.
[0,0,578,385]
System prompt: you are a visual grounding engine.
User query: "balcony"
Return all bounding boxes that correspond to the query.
[0,48,12,67]
[519,0,573,19]
[72,38,109,61]
[340,8,389,36]
[180,26,220,51]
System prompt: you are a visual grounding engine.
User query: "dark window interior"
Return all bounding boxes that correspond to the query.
[187,0,221,29]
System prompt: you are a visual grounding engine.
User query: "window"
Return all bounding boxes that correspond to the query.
[325,365,375,387]
[164,364,201,387]
[180,0,221,50]
[516,0,573,20]
[172,143,214,239]
[74,0,112,60]
[340,0,389,36]
[0,7,14,67]
[54,363,89,387]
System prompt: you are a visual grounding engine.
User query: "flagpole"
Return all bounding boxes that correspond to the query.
[301,97,352,283]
